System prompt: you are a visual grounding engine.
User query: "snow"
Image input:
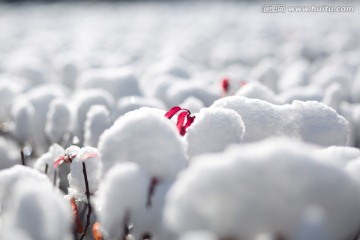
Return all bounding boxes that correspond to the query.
[83,105,111,147]
[164,138,360,240]
[45,99,71,144]
[186,108,245,158]
[211,96,348,146]
[98,107,187,179]
[96,162,149,240]
[0,137,21,170]
[68,146,102,198]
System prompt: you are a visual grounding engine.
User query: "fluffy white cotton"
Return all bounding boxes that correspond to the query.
[77,67,142,99]
[322,83,346,112]
[278,86,324,103]
[164,138,360,240]
[247,58,278,92]
[33,144,65,183]
[186,108,244,158]
[45,99,71,144]
[116,96,166,117]
[98,107,187,179]
[4,179,72,240]
[11,98,34,146]
[211,96,348,146]
[0,82,20,122]
[235,81,281,104]
[84,105,111,147]
[0,137,21,170]
[71,89,114,144]
[68,146,102,198]
[96,162,149,240]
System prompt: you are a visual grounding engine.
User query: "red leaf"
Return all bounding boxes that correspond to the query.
[93,222,103,240]
[70,198,84,234]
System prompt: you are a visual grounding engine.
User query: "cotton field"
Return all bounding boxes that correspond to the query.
[0,1,360,240]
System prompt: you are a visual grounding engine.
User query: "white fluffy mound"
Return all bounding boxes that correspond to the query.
[96,162,149,240]
[186,108,245,158]
[0,137,21,170]
[211,96,348,146]
[164,138,360,240]
[3,180,72,240]
[83,105,111,147]
[98,107,187,179]
[68,146,102,198]
[45,99,71,144]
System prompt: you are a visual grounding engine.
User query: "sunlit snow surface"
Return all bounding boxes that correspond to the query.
[1,1,360,240]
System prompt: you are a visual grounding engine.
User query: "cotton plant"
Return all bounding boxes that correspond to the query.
[164,138,360,240]
[0,137,21,170]
[116,96,166,117]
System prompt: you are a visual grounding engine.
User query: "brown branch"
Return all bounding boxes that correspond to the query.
[44,163,49,175]
[80,162,92,240]
[20,149,25,166]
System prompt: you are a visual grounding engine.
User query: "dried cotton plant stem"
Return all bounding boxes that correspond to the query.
[80,162,92,240]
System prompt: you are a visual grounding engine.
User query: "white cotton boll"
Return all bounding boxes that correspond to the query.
[322,83,345,111]
[71,89,114,144]
[235,82,281,104]
[77,67,142,100]
[68,146,102,198]
[45,99,71,144]
[98,107,187,179]
[96,162,150,240]
[5,179,72,240]
[186,108,244,158]
[278,60,309,92]
[345,161,360,187]
[179,97,205,114]
[166,81,218,107]
[0,137,20,170]
[0,82,21,122]
[0,227,32,240]
[179,231,217,240]
[339,102,357,146]
[84,105,111,147]
[54,56,82,89]
[0,165,51,208]
[116,96,166,117]
[33,144,65,183]
[247,58,278,92]
[278,86,324,103]
[314,146,360,168]
[164,138,360,240]
[11,98,34,146]
[211,96,348,146]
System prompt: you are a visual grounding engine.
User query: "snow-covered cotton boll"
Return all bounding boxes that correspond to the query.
[55,56,81,89]
[84,105,111,147]
[4,179,72,240]
[211,96,348,146]
[33,144,65,183]
[278,86,324,103]
[165,81,218,107]
[98,107,187,179]
[0,82,20,122]
[179,231,217,240]
[351,70,360,103]
[164,138,360,240]
[0,137,21,170]
[0,227,32,240]
[45,99,71,144]
[278,60,309,92]
[0,165,51,209]
[76,67,142,100]
[68,146,102,198]
[322,83,345,112]
[96,162,150,240]
[116,96,166,117]
[247,58,278,92]
[11,98,34,146]
[71,89,114,144]
[235,81,281,105]
[186,108,244,158]
[179,97,205,114]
